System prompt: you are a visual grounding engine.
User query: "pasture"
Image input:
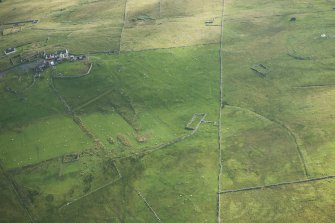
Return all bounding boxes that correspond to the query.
[0,0,334,222]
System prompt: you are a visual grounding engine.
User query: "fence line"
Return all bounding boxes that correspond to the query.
[50,76,106,149]
[2,20,38,25]
[217,0,225,222]
[59,162,122,210]
[226,105,310,178]
[275,120,309,177]
[293,84,335,89]
[111,114,206,161]
[119,0,129,53]
[121,42,219,54]
[136,189,162,222]
[224,9,334,22]
[10,113,206,175]
[52,63,93,79]
[0,161,34,223]
[74,88,113,111]
[219,175,335,194]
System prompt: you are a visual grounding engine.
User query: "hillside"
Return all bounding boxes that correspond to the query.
[0,0,334,222]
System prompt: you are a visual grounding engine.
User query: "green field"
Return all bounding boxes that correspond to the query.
[0,0,335,222]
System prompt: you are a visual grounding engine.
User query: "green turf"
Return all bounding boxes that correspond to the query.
[1,0,335,222]
[0,173,30,223]
[0,115,93,169]
[54,61,90,76]
[221,180,335,222]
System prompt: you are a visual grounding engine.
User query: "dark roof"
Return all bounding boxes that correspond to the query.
[5,48,16,53]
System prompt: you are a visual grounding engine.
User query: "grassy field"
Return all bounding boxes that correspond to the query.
[221,106,305,190]
[218,0,335,221]
[55,60,91,76]
[222,180,335,222]
[0,0,125,53]
[121,0,222,51]
[0,0,335,222]
[0,173,29,223]
[0,115,93,169]
[0,0,126,71]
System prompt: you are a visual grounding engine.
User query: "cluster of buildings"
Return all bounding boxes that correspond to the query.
[35,49,86,72]
[3,47,87,73]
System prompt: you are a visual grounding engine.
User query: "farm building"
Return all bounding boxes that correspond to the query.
[45,49,69,60]
[57,49,69,59]
[205,19,214,25]
[4,48,16,55]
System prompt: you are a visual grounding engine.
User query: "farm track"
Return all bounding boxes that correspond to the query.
[23,76,37,92]
[74,88,114,111]
[219,175,335,194]
[0,60,39,76]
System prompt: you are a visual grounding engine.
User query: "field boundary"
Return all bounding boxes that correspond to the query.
[275,120,309,177]
[52,63,93,79]
[226,105,310,177]
[293,84,335,89]
[136,189,162,222]
[74,88,114,111]
[217,0,225,222]
[23,75,37,92]
[224,9,334,22]
[111,113,207,161]
[0,161,34,223]
[49,77,73,114]
[121,42,220,53]
[59,162,122,210]
[219,175,335,194]
[49,77,106,148]
[119,0,129,53]
[8,113,206,188]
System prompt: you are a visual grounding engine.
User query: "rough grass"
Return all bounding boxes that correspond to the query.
[120,0,222,51]
[1,0,335,222]
[0,72,65,131]
[221,180,335,223]
[218,0,335,221]
[0,0,126,55]
[0,173,29,223]
[0,116,93,169]
[221,0,335,178]
[221,106,305,190]
[0,43,220,222]
[55,61,90,76]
